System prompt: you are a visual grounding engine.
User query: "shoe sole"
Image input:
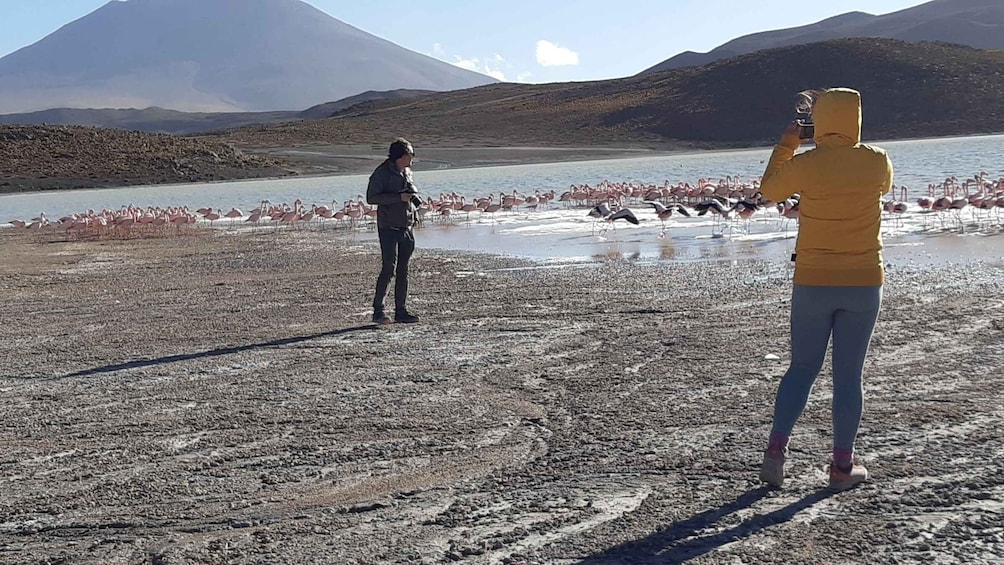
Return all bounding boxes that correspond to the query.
[828,477,868,491]
[759,469,784,488]
[828,469,869,491]
[759,460,785,488]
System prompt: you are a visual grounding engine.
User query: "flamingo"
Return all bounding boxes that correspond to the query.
[884,186,908,228]
[280,203,301,229]
[778,198,800,236]
[730,200,760,234]
[607,207,639,225]
[694,198,733,237]
[298,206,316,227]
[246,209,263,231]
[587,201,614,234]
[481,196,502,224]
[645,201,690,237]
[457,196,478,224]
[315,199,337,227]
[224,207,243,226]
[203,208,222,227]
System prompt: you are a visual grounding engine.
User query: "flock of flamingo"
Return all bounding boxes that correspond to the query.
[5,172,1004,239]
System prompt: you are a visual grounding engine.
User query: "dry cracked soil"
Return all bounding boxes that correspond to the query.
[0,226,1002,564]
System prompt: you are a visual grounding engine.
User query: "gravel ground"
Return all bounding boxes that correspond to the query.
[1,226,1002,564]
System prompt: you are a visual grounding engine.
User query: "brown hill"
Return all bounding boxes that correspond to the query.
[213,38,1004,149]
[4,38,1004,193]
[0,89,433,135]
[643,0,1004,72]
[0,125,290,192]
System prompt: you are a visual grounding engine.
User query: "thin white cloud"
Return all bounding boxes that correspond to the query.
[428,44,517,82]
[452,56,507,81]
[536,40,579,67]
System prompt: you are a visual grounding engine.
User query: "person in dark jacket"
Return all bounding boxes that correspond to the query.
[367,138,421,324]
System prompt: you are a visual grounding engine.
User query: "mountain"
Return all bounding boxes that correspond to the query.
[211,38,1004,148]
[642,0,1004,73]
[0,89,432,134]
[9,38,1004,193]
[0,0,495,114]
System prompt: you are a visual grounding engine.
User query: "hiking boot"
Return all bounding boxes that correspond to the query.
[759,446,787,488]
[395,310,420,324]
[829,462,869,491]
[372,311,392,325]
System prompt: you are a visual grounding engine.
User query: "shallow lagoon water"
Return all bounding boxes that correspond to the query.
[3,134,1004,266]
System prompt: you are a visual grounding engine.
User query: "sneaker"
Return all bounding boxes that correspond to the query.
[759,446,787,488]
[372,311,392,325]
[828,462,869,491]
[395,311,420,324]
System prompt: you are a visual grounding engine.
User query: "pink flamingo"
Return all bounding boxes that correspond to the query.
[298,206,316,227]
[458,197,478,223]
[482,198,502,224]
[646,201,690,237]
[203,208,222,227]
[246,209,263,231]
[280,200,302,229]
[224,207,243,226]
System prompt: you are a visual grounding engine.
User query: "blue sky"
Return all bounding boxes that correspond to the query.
[1,0,930,82]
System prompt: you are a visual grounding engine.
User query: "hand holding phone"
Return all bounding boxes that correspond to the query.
[797,119,815,140]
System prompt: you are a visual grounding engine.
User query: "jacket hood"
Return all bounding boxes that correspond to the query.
[812,87,861,145]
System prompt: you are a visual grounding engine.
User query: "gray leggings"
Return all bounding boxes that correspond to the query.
[770,284,882,451]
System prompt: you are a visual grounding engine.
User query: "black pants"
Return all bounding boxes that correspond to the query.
[373,227,415,314]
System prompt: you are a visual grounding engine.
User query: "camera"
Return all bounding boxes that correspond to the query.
[795,90,817,140]
[402,180,422,207]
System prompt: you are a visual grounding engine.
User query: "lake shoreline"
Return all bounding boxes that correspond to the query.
[249,142,765,179]
[0,142,723,195]
[4,131,999,196]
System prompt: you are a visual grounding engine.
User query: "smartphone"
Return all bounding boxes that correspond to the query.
[797,120,814,140]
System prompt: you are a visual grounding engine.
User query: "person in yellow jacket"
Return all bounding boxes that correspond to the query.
[757,88,894,491]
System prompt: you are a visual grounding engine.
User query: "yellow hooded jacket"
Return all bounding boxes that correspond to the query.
[760,88,894,286]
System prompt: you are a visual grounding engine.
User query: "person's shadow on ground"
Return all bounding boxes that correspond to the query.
[579,486,837,564]
[54,325,379,380]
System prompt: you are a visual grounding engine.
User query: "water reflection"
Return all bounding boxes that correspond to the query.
[658,238,677,260]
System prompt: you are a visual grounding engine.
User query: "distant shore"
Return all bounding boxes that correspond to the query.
[0,141,733,195]
[253,143,708,178]
[6,131,1000,195]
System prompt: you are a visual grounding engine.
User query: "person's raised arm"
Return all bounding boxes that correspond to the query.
[760,122,808,203]
[881,155,894,195]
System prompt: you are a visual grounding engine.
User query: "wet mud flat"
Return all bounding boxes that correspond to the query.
[0,228,1002,564]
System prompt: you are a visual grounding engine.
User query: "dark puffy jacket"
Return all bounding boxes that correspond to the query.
[366,160,418,229]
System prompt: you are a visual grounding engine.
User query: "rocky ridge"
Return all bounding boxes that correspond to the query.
[0,125,291,192]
